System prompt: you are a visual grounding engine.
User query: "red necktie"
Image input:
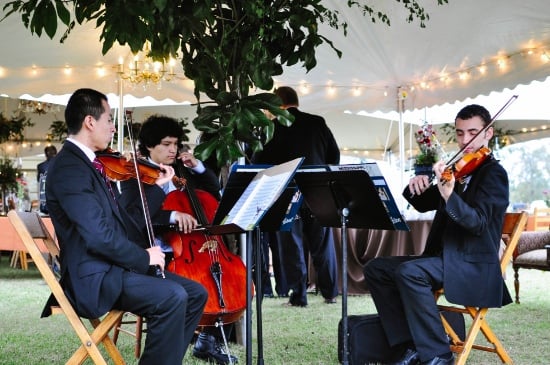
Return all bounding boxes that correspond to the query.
[92,158,117,203]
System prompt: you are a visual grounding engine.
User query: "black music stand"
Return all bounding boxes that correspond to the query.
[294,168,408,365]
[207,159,303,365]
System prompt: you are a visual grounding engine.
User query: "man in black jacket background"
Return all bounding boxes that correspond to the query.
[252,86,341,307]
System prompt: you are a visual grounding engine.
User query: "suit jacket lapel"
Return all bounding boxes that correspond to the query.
[65,141,124,223]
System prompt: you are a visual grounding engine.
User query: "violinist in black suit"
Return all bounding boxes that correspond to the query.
[252,86,340,307]
[45,88,207,365]
[119,115,237,365]
[363,104,510,365]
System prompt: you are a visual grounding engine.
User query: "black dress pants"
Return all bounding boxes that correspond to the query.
[277,208,338,306]
[116,270,207,365]
[363,255,450,363]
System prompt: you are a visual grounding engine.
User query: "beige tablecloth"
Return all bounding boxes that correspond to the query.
[333,219,433,294]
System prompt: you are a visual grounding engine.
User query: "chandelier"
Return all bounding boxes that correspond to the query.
[117,42,177,88]
[18,100,61,115]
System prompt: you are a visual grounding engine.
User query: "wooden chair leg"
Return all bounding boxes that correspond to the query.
[68,311,125,365]
[19,250,28,270]
[113,312,144,358]
[135,315,143,358]
[10,250,19,268]
[513,267,520,304]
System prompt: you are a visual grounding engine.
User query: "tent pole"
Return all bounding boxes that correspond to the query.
[117,79,124,153]
[397,87,406,200]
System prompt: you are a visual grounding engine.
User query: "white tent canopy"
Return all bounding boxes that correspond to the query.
[280,0,550,114]
[1,0,550,164]
[1,0,550,112]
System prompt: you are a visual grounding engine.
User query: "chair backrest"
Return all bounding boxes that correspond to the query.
[499,212,528,274]
[7,210,68,312]
[7,210,125,365]
[533,207,550,231]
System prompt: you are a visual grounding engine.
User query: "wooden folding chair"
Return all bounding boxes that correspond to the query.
[435,211,527,365]
[7,210,126,365]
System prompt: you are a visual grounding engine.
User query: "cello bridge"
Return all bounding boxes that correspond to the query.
[199,240,219,252]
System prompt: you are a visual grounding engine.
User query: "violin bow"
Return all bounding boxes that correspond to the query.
[444,95,518,168]
[126,115,165,278]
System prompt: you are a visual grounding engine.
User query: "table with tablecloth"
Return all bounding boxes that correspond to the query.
[0,214,53,254]
[333,219,433,295]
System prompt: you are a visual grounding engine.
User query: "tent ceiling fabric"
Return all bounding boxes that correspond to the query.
[1,0,550,114]
[0,15,197,103]
[280,0,550,113]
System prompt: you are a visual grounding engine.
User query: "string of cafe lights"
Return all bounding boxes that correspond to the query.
[2,42,548,100]
[2,43,550,159]
[285,44,550,99]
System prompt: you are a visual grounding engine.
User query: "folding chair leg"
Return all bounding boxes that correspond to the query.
[10,250,19,268]
[68,311,125,365]
[19,251,29,270]
[478,313,513,364]
[454,307,512,365]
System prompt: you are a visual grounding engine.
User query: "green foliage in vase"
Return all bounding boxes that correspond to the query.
[47,119,66,142]
[0,156,21,192]
[0,112,34,144]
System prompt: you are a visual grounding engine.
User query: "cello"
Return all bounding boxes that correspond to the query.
[162,159,251,327]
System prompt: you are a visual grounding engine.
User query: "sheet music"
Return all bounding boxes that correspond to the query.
[220,158,303,230]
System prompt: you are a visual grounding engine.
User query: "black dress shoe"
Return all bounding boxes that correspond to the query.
[421,354,454,365]
[192,333,238,365]
[390,348,420,365]
[283,301,307,307]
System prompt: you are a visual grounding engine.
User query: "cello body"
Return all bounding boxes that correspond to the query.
[162,188,251,326]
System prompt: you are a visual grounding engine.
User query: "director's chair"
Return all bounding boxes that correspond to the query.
[7,210,126,365]
[435,211,527,365]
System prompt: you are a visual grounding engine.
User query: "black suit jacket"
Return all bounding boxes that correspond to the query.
[252,107,340,166]
[45,141,150,318]
[404,156,511,308]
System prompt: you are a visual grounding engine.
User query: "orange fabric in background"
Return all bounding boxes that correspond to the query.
[0,215,53,253]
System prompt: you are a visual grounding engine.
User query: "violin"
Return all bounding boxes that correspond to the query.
[439,95,518,183]
[441,146,491,182]
[96,148,186,187]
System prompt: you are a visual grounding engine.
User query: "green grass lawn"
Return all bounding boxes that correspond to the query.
[1,253,549,364]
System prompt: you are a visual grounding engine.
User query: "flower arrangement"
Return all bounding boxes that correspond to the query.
[414,122,440,166]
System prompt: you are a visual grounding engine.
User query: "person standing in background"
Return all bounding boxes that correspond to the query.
[252,86,340,307]
[36,145,57,214]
